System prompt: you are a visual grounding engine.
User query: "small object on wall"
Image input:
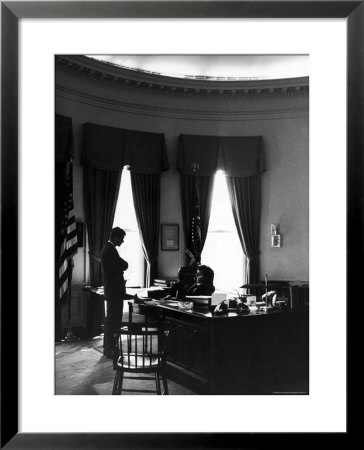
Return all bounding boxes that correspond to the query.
[161,224,179,251]
[271,224,279,235]
[271,235,282,248]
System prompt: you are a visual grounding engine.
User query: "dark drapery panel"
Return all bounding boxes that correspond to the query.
[56,114,74,163]
[131,172,161,287]
[180,174,214,266]
[83,167,122,286]
[226,175,262,285]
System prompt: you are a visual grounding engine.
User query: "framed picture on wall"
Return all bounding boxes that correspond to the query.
[271,224,279,235]
[161,224,179,251]
[271,235,281,248]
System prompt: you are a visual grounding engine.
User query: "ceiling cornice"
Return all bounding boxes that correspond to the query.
[56,85,308,121]
[56,55,309,98]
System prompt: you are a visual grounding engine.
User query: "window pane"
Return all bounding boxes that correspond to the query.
[113,169,138,231]
[202,232,244,293]
[117,231,142,287]
[208,171,236,232]
[202,170,245,292]
[113,169,143,287]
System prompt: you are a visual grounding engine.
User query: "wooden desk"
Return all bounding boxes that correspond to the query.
[138,300,309,395]
[81,287,105,336]
[83,287,140,337]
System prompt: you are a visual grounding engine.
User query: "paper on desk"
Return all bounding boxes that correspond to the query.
[211,291,227,306]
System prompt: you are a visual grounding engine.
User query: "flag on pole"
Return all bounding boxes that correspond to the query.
[191,173,202,265]
[59,160,78,302]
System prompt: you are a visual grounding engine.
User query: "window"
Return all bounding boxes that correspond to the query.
[113,169,143,287]
[201,170,245,293]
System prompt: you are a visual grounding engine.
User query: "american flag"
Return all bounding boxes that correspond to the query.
[191,174,202,264]
[59,160,78,302]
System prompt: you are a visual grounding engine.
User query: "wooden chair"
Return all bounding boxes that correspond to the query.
[112,318,169,395]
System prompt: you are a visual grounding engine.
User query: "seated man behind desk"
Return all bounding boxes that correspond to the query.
[164,266,196,300]
[164,264,215,299]
[189,265,215,296]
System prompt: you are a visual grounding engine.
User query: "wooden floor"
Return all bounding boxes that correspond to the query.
[55,334,197,395]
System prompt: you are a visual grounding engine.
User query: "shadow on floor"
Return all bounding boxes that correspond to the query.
[55,336,197,395]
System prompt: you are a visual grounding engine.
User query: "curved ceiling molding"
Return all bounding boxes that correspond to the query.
[56,55,309,99]
[56,84,308,121]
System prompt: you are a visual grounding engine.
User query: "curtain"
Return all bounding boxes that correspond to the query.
[178,133,264,280]
[180,174,214,266]
[178,134,264,176]
[125,130,168,173]
[131,172,161,287]
[226,175,261,285]
[220,136,265,176]
[82,123,167,287]
[83,167,122,286]
[82,122,125,170]
[124,131,167,287]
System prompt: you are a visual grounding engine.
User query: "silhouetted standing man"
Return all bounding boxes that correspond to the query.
[101,227,128,357]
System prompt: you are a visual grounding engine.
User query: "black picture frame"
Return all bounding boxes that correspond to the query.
[161,224,179,251]
[1,1,359,447]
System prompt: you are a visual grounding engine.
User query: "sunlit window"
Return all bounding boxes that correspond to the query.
[113,169,143,287]
[201,170,245,293]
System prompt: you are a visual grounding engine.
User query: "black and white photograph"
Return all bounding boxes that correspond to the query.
[55,54,310,396]
[2,0,356,444]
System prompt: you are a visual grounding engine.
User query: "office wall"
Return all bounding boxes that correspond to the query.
[56,58,309,285]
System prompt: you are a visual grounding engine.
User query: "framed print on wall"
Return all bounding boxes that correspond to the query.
[2,0,361,447]
[271,224,279,235]
[161,224,179,251]
[271,235,282,248]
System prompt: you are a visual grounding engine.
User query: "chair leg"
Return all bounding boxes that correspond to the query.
[112,370,120,395]
[112,370,124,395]
[155,372,162,395]
[161,370,169,395]
[117,370,124,394]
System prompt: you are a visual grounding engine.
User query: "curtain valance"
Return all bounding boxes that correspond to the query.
[125,130,168,173]
[221,136,265,177]
[82,122,125,171]
[177,135,220,176]
[55,114,74,163]
[177,134,265,177]
[82,122,167,173]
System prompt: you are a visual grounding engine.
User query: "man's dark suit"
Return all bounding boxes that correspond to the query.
[101,241,128,356]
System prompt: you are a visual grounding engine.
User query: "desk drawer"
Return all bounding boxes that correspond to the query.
[165,318,209,377]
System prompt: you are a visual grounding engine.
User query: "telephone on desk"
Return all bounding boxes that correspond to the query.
[261,290,277,307]
[213,299,250,315]
[213,300,229,315]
